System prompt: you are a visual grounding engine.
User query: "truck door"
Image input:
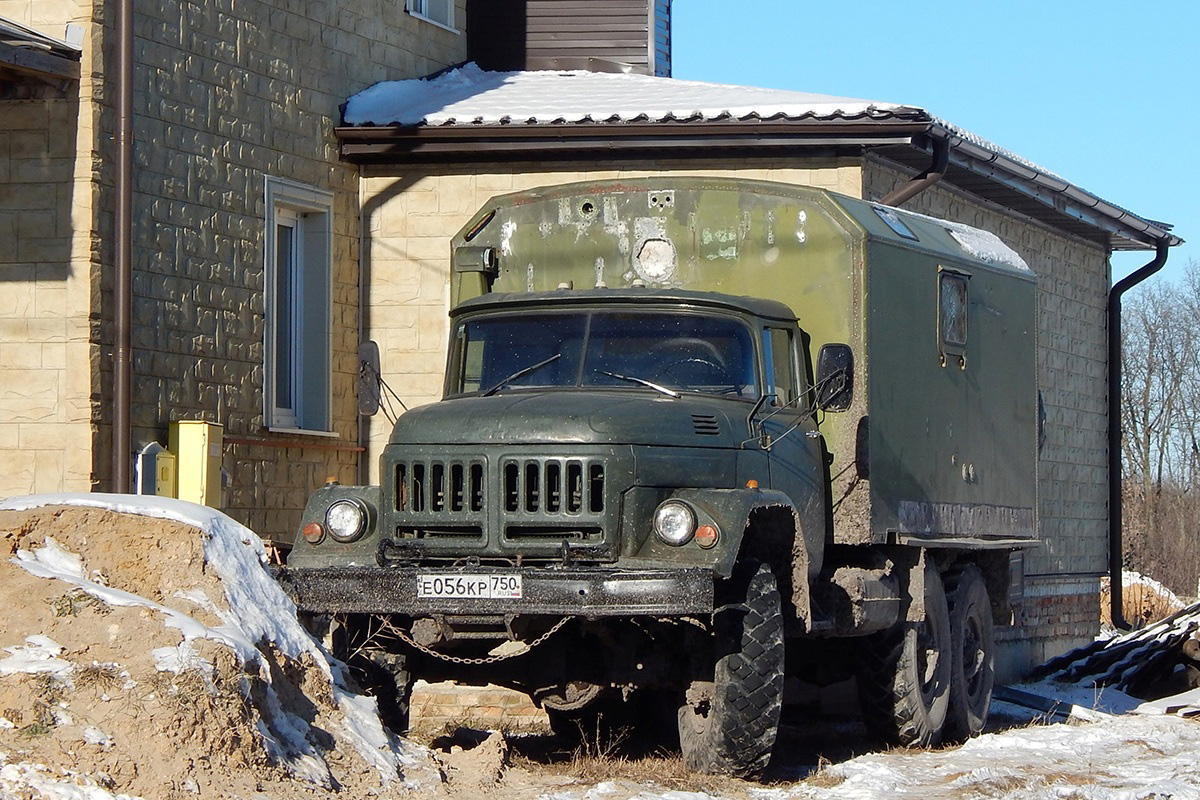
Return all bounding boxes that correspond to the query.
[760,326,827,555]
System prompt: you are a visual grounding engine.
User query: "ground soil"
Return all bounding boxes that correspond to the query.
[1,506,811,799]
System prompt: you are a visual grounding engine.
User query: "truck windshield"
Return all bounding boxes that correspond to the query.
[451,310,758,399]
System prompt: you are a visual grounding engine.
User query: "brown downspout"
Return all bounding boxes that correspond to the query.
[879,134,950,207]
[112,0,133,492]
[1107,238,1171,630]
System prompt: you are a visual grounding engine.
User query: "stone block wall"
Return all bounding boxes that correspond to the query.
[360,160,863,478]
[0,0,467,540]
[119,0,466,540]
[0,0,99,500]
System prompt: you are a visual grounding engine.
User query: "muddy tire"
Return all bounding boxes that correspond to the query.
[944,563,994,740]
[857,561,951,747]
[678,560,783,778]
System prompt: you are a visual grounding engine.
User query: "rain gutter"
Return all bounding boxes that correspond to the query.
[878,134,949,206]
[112,0,133,491]
[1107,238,1171,630]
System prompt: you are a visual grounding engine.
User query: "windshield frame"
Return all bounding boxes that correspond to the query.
[443,306,764,401]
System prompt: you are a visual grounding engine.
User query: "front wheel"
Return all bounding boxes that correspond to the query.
[678,561,784,778]
[857,561,952,747]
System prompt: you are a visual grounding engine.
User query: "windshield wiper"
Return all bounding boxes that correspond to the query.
[596,369,680,399]
[481,353,562,397]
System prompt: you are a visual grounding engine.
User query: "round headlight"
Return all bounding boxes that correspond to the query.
[326,499,369,543]
[653,500,696,546]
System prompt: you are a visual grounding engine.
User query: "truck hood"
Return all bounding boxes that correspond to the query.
[388,391,748,448]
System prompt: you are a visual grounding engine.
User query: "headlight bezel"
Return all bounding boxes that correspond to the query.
[653,500,697,546]
[325,497,370,543]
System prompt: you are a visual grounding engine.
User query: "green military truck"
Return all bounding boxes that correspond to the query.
[276,178,1038,777]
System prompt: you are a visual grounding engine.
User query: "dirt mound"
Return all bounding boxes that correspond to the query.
[0,502,441,799]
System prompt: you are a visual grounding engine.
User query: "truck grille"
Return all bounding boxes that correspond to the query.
[501,458,605,514]
[387,453,612,555]
[395,459,486,513]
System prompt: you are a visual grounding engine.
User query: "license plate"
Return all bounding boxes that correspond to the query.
[416,573,523,600]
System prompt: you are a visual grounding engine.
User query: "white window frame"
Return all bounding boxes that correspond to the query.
[264,177,335,435]
[406,0,458,33]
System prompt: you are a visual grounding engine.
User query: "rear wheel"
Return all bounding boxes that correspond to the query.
[944,563,995,740]
[678,560,783,778]
[858,561,951,746]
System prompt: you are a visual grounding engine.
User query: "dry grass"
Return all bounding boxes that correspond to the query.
[50,588,110,617]
[1100,579,1184,629]
[802,755,846,789]
[76,662,124,693]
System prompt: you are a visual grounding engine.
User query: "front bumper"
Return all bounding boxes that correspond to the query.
[272,565,714,617]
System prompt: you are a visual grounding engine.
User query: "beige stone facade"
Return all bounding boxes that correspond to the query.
[0,1,467,541]
[0,0,96,497]
[360,160,864,479]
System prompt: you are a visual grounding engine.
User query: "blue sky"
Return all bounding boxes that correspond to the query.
[673,1,1197,285]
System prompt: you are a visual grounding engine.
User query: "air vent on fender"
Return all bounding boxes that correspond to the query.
[691,414,720,436]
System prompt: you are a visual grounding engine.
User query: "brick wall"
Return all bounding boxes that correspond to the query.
[360,160,863,478]
[121,0,466,540]
[995,575,1100,681]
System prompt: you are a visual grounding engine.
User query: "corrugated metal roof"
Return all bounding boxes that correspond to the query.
[341,65,1179,250]
[343,64,928,127]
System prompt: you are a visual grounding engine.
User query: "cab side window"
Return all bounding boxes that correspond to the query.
[764,327,799,407]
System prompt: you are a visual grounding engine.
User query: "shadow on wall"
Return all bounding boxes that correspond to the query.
[0,93,79,284]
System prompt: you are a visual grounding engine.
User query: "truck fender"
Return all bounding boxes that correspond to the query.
[671,487,812,627]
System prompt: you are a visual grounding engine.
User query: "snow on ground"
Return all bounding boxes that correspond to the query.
[2,493,1200,800]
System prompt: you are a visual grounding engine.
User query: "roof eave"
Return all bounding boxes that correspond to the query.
[338,118,1180,253]
[927,124,1181,251]
[337,118,930,163]
[0,39,80,82]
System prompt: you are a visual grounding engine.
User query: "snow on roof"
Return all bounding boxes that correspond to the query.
[344,63,925,127]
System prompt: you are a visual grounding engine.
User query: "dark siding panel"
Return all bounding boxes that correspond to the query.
[468,0,671,77]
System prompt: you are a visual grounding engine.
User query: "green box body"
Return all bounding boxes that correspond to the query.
[451,178,1038,547]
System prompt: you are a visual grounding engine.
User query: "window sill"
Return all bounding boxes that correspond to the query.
[266,426,340,439]
[407,11,459,34]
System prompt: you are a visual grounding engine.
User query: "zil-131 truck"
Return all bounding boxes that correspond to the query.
[276,177,1038,777]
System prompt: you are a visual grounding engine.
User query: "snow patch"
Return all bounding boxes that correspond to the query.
[0,759,143,800]
[343,63,919,128]
[0,634,73,677]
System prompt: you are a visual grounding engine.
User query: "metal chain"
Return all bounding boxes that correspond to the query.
[384,616,573,665]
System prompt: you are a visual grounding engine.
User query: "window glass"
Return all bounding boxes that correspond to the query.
[265,178,332,432]
[274,213,297,415]
[764,327,798,407]
[409,0,454,28]
[450,310,758,399]
[939,272,968,349]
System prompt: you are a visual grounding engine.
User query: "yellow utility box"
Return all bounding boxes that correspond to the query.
[169,421,223,507]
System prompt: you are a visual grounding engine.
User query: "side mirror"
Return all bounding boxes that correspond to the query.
[358,340,381,417]
[815,344,854,411]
